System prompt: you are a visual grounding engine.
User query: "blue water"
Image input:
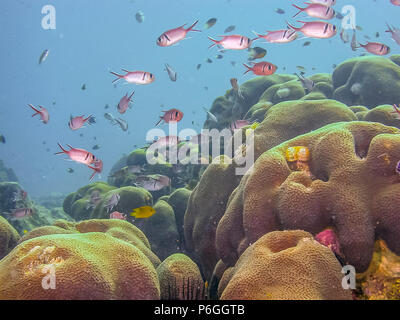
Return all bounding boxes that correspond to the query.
[0,0,397,197]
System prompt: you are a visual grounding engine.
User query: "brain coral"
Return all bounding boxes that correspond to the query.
[185,99,357,279]
[19,219,161,268]
[184,156,242,280]
[0,232,160,299]
[219,230,352,300]
[362,104,400,129]
[156,253,204,300]
[332,56,400,108]
[0,216,20,260]
[216,121,400,273]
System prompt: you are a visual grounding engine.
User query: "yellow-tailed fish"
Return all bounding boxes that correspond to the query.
[130,206,156,218]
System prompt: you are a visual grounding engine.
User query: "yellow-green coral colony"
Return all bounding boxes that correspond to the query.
[2,1,400,302]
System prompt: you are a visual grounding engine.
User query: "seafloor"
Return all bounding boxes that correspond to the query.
[1,54,400,300]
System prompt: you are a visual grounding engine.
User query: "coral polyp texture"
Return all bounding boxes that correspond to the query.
[218,230,352,300]
[215,121,400,273]
[0,232,160,299]
[0,216,20,260]
[156,253,205,300]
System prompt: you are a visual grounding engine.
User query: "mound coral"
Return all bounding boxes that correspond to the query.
[362,104,400,129]
[90,186,153,219]
[138,200,180,260]
[63,182,116,220]
[0,216,20,259]
[20,219,161,268]
[0,232,160,299]
[185,99,357,279]
[156,253,204,300]
[218,230,352,300]
[216,121,400,272]
[167,188,192,248]
[184,156,242,280]
[332,56,400,108]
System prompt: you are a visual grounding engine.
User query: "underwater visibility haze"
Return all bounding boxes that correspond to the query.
[0,0,400,301]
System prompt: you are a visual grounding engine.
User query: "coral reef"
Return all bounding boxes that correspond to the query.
[362,104,400,129]
[185,99,357,279]
[218,230,352,300]
[0,216,20,259]
[0,182,73,234]
[90,186,153,219]
[156,253,204,300]
[216,121,400,273]
[167,188,192,249]
[0,232,160,299]
[18,219,161,268]
[0,160,18,182]
[332,56,400,108]
[63,182,115,220]
[138,200,180,261]
[184,156,243,280]
[357,240,400,300]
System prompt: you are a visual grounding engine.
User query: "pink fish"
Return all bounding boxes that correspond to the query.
[110,69,155,85]
[55,143,96,166]
[4,208,34,220]
[358,42,391,55]
[230,119,251,131]
[28,104,49,124]
[208,35,252,50]
[385,23,400,46]
[252,29,298,43]
[292,3,335,20]
[20,190,27,201]
[69,115,92,130]
[155,108,184,126]
[88,158,103,181]
[117,91,135,114]
[309,0,336,5]
[243,61,278,76]
[109,211,126,220]
[391,0,400,6]
[287,20,337,39]
[157,20,200,47]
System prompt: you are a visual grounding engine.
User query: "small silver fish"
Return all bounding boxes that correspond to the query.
[135,10,145,23]
[104,193,120,213]
[39,49,49,64]
[115,118,128,131]
[386,23,400,46]
[295,73,315,92]
[104,112,115,123]
[203,107,218,123]
[351,30,358,51]
[224,25,236,33]
[165,63,177,82]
